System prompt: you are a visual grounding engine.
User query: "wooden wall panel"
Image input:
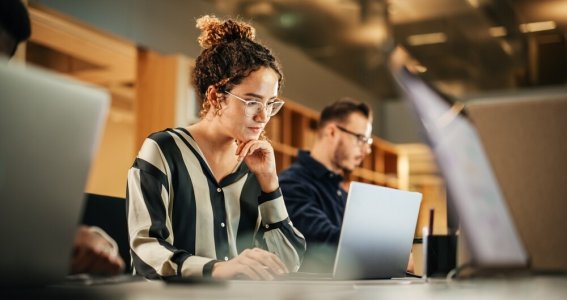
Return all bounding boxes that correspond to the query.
[135,49,189,149]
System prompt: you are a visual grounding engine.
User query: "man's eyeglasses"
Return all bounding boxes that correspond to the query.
[336,125,373,146]
[224,91,285,117]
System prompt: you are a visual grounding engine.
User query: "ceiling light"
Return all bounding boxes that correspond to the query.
[244,2,275,17]
[344,21,388,47]
[520,21,557,33]
[467,0,480,8]
[407,33,447,46]
[489,26,507,37]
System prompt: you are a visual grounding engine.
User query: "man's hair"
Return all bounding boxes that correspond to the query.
[318,98,372,131]
[0,0,31,55]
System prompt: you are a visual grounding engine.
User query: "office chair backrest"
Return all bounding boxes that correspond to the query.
[81,193,131,273]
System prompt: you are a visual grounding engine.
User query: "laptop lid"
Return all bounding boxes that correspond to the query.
[333,182,422,279]
[467,95,567,272]
[389,55,529,269]
[0,59,109,286]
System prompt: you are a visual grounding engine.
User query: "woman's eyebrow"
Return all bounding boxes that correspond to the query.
[243,92,278,100]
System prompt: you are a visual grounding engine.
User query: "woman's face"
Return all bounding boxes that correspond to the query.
[217,67,280,143]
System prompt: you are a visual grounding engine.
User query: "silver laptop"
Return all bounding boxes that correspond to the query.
[332,182,422,279]
[0,59,109,286]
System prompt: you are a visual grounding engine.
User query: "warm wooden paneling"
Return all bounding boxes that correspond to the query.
[28,5,137,112]
[28,7,136,85]
[135,49,189,149]
[26,5,138,198]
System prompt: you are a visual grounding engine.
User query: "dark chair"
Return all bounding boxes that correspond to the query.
[80,193,131,273]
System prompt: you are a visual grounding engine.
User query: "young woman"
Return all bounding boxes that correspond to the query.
[126,15,305,280]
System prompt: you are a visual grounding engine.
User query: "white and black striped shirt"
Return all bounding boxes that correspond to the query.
[126,128,305,279]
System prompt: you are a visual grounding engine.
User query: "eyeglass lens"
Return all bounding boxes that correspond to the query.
[246,102,283,116]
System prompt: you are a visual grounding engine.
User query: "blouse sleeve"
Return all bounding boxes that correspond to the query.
[256,188,306,272]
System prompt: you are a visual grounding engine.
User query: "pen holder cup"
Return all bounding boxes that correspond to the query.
[423,234,457,278]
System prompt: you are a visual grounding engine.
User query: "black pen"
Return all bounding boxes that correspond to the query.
[428,208,435,236]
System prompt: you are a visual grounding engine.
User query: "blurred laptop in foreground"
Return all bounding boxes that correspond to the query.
[466,91,567,273]
[389,47,545,276]
[0,58,109,286]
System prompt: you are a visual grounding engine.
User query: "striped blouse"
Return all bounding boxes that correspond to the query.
[126,128,305,279]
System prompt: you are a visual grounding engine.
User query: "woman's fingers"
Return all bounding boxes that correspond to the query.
[269,253,289,274]
[238,256,274,280]
[244,248,288,275]
[235,139,247,156]
[237,265,262,281]
[235,140,254,159]
[226,258,273,280]
[246,248,278,273]
[213,252,279,280]
[236,140,272,157]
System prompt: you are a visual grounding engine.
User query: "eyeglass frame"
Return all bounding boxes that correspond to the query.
[335,125,373,146]
[224,91,285,117]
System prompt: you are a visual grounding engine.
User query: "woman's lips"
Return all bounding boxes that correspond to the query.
[248,127,263,133]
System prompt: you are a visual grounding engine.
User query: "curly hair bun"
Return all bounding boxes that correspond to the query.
[196,15,256,49]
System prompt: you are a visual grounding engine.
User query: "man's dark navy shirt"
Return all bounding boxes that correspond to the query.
[279,150,348,272]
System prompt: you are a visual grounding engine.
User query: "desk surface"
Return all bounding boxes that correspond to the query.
[5,275,567,300]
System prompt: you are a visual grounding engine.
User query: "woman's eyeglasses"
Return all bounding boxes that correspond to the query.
[224,91,285,117]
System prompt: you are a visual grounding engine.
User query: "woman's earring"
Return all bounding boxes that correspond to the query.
[213,92,225,116]
[214,103,223,116]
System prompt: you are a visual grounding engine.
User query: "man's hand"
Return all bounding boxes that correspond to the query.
[70,226,125,275]
[211,248,289,280]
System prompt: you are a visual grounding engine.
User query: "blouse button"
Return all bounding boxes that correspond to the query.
[221,222,225,228]
[217,187,222,192]
[224,257,229,261]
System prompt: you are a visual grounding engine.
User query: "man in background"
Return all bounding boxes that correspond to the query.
[1,0,124,276]
[279,98,374,272]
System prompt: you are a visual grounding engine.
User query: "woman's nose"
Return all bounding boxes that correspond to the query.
[254,107,269,123]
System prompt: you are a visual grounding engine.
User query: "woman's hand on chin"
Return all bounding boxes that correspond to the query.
[235,139,279,192]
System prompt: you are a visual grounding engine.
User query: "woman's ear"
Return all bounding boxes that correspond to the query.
[209,86,227,109]
[206,86,226,116]
[206,86,218,105]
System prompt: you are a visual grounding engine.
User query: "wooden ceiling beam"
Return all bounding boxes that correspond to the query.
[71,68,134,85]
[28,6,136,82]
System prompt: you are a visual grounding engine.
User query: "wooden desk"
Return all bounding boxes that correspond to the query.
[4,276,567,300]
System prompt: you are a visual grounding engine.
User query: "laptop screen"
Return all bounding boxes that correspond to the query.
[390,63,528,268]
[0,58,109,285]
[334,182,422,279]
